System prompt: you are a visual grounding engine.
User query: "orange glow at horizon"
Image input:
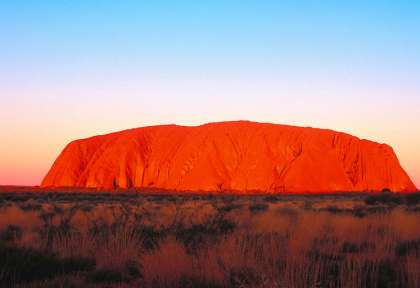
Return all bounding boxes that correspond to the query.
[1,117,419,190]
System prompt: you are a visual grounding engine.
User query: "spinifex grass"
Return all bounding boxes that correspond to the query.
[0,192,419,287]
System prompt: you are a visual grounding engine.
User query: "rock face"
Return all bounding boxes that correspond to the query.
[41,121,416,193]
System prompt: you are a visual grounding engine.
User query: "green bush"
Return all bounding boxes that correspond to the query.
[176,217,235,253]
[0,244,94,284]
[248,203,268,213]
[395,238,420,257]
[0,225,23,242]
[87,260,142,283]
[365,192,420,206]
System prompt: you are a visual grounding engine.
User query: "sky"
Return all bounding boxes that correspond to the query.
[1,0,419,188]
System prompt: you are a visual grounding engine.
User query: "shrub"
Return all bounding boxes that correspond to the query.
[248,203,269,213]
[405,193,420,206]
[80,204,95,212]
[364,193,401,206]
[87,268,125,283]
[229,267,261,288]
[365,192,420,206]
[177,276,224,288]
[264,195,280,203]
[0,225,23,242]
[325,205,342,214]
[306,249,343,286]
[137,225,167,251]
[395,239,420,257]
[0,244,94,284]
[218,203,243,213]
[52,205,64,214]
[373,259,398,287]
[277,206,299,216]
[341,241,375,253]
[352,207,368,218]
[87,260,142,283]
[381,188,392,194]
[406,206,420,213]
[176,217,235,253]
[303,201,313,210]
[19,200,43,211]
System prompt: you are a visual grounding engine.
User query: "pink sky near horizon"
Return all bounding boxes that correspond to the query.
[2,60,419,188]
[1,113,419,189]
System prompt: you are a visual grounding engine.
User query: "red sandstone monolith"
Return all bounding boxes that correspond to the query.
[41,121,417,193]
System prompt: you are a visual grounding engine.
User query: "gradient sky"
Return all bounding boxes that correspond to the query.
[1,1,419,188]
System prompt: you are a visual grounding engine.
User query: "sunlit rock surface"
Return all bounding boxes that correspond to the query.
[42,121,417,193]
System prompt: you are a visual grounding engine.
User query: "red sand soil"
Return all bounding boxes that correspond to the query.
[41,121,416,193]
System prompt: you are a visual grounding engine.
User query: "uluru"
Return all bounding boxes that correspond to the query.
[41,121,417,193]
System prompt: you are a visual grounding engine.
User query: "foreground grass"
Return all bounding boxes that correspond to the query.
[0,192,419,287]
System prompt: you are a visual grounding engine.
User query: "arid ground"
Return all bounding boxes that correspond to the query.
[1,190,420,287]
